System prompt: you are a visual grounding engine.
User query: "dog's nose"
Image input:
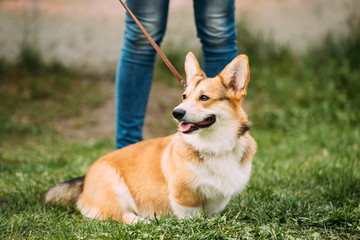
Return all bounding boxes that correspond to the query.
[173,108,186,120]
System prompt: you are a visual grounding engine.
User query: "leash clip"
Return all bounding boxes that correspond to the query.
[180,79,187,88]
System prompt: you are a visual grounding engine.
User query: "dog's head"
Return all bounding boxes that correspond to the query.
[173,52,251,152]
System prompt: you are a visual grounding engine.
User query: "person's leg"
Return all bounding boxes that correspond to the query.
[193,0,238,77]
[115,0,169,149]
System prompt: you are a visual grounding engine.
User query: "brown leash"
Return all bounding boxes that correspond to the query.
[118,0,186,88]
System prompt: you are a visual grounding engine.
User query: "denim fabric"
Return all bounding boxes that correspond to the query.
[115,0,238,149]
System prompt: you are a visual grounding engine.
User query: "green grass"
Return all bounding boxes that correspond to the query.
[1,23,360,239]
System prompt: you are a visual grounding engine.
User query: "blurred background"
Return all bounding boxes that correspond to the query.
[1,0,359,73]
[1,0,359,140]
[1,1,360,238]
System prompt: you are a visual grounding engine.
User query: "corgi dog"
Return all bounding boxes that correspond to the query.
[45,52,257,224]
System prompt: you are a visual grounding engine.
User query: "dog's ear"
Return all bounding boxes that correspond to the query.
[185,52,206,86]
[220,55,250,99]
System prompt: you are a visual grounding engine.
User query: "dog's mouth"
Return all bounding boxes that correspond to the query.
[179,115,216,134]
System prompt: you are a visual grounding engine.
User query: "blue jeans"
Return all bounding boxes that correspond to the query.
[115,0,238,149]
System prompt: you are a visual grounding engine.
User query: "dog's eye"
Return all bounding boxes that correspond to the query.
[199,95,210,101]
[182,94,187,100]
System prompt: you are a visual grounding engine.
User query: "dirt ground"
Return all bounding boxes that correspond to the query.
[57,79,183,141]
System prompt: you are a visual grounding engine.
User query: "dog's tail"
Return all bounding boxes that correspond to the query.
[44,176,85,206]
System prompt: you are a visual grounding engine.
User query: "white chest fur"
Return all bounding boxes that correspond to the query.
[186,137,252,214]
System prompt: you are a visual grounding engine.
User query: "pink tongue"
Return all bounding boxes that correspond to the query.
[179,122,195,132]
